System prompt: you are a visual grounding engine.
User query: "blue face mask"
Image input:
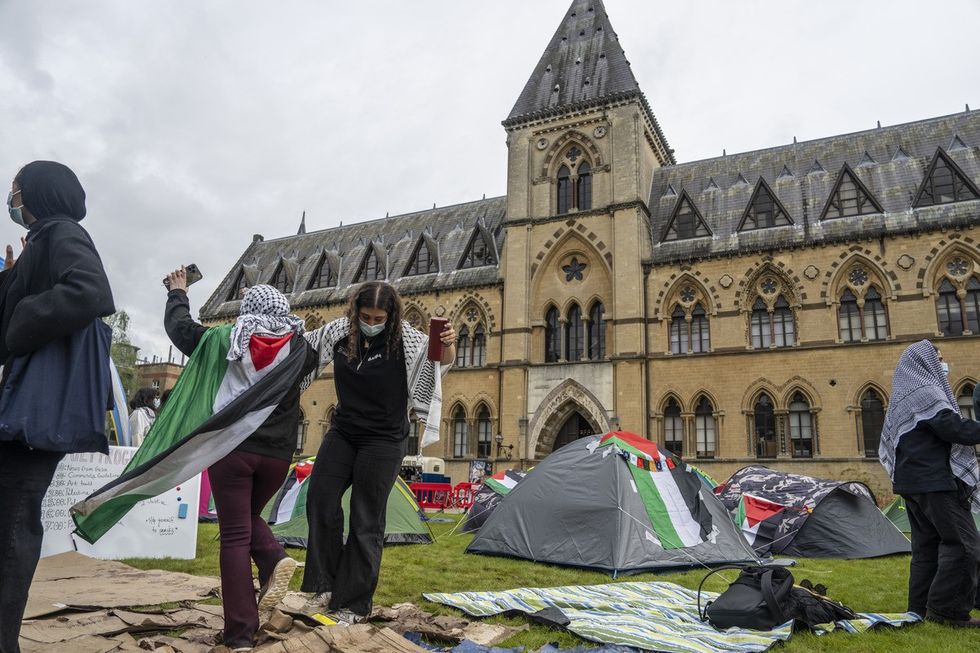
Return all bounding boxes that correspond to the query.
[7,191,26,228]
[359,320,386,338]
[941,361,950,376]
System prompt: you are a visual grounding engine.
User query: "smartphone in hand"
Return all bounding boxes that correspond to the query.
[163,263,204,289]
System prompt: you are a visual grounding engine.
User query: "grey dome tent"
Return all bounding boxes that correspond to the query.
[716,466,910,559]
[467,431,760,575]
[461,469,527,534]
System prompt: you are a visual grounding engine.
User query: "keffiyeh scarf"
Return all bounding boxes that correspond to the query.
[879,339,980,509]
[227,284,305,361]
[303,317,448,447]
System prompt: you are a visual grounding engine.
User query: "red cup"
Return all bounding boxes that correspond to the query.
[427,318,448,361]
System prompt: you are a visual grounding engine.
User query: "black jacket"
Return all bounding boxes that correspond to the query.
[0,216,114,367]
[893,409,980,496]
[164,289,317,462]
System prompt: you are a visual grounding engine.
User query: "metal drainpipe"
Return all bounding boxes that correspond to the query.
[642,262,652,440]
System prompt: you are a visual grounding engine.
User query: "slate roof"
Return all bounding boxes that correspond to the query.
[200,197,506,319]
[648,110,980,264]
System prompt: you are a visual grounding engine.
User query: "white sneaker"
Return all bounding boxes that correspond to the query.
[303,591,332,610]
[257,557,297,612]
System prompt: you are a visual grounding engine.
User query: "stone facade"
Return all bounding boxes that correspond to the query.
[200,0,980,501]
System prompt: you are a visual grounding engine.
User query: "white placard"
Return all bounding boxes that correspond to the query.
[40,446,199,560]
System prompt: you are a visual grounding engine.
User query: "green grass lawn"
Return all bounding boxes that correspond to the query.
[124,518,980,652]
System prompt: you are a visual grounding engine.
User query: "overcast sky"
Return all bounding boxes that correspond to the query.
[1,0,977,361]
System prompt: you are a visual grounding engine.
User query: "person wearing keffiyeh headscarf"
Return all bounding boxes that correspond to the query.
[163,271,317,650]
[880,340,980,627]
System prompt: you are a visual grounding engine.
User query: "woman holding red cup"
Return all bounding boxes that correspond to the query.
[300,281,454,624]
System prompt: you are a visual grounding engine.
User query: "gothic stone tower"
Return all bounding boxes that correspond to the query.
[499,0,674,461]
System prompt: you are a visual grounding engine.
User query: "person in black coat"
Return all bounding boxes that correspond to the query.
[0,161,115,653]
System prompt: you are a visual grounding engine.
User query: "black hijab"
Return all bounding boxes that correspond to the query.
[16,161,86,221]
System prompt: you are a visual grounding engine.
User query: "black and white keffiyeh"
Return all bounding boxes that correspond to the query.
[303,317,448,446]
[879,339,980,509]
[227,284,305,361]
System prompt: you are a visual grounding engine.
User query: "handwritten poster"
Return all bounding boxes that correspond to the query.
[40,446,199,560]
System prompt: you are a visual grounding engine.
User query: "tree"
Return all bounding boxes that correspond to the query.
[104,311,140,402]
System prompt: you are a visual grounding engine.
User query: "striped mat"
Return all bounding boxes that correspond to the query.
[423,581,919,653]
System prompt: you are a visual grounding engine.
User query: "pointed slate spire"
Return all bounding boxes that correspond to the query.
[949,134,968,151]
[297,211,306,235]
[507,0,640,122]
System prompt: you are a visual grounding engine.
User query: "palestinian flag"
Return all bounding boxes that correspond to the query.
[598,431,712,550]
[72,324,309,543]
[483,470,525,495]
[735,493,785,552]
[265,457,316,525]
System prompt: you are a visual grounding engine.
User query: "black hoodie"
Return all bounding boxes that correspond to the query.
[0,161,114,366]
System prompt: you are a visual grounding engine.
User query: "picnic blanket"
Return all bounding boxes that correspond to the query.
[424,581,919,653]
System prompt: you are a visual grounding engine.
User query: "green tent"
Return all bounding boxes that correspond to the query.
[268,465,432,548]
[883,496,980,533]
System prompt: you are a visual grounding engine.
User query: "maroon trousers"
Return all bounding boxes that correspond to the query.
[208,451,290,648]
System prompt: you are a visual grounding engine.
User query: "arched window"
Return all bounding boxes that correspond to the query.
[545,306,560,362]
[296,409,307,452]
[838,289,861,342]
[455,326,470,368]
[588,302,606,359]
[452,406,467,458]
[324,407,335,436]
[861,389,885,458]
[691,303,709,353]
[788,392,813,458]
[772,295,794,347]
[407,240,437,276]
[695,396,716,459]
[565,304,584,362]
[863,286,888,340]
[937,278,963,336]
[557,165,572,214]
[750,298,771,348]
[472,325,486,367]
[669,304,686,354]
[663,398,683,457]
[966,277,980,333]
[476,405,492,458]
[754,394,777,458]
[576,161,592,211]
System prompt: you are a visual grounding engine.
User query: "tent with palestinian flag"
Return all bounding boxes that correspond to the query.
[263,457,433,548]
[460,469,527,534]
[716,466,910,558]
[71,324,310,544]
[467,431,759,575]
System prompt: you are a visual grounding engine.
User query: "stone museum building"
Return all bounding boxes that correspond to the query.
[200,0,980,494]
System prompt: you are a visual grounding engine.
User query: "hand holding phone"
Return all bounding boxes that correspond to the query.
[427,318,449,361]
[163,264,203,290]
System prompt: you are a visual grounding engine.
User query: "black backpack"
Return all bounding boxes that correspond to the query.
[697,565,858,631]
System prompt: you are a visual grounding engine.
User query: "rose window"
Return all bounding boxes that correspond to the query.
[760,278,778,295]
[847,267,869,287]
[947,257,970,277]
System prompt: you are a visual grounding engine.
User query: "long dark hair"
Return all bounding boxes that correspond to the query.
[346,281,403,362]
[129,387,159,411]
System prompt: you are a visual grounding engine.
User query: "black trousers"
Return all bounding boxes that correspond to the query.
[0,442,64,653]
[301,430,406,616]
[903,491,980,621]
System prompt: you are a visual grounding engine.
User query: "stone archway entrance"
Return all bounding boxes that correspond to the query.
[552,411,596,452]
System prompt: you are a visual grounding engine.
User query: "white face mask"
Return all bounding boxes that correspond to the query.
[152,398,161,409]
[941,361,950,376]
[359,320,386,338]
